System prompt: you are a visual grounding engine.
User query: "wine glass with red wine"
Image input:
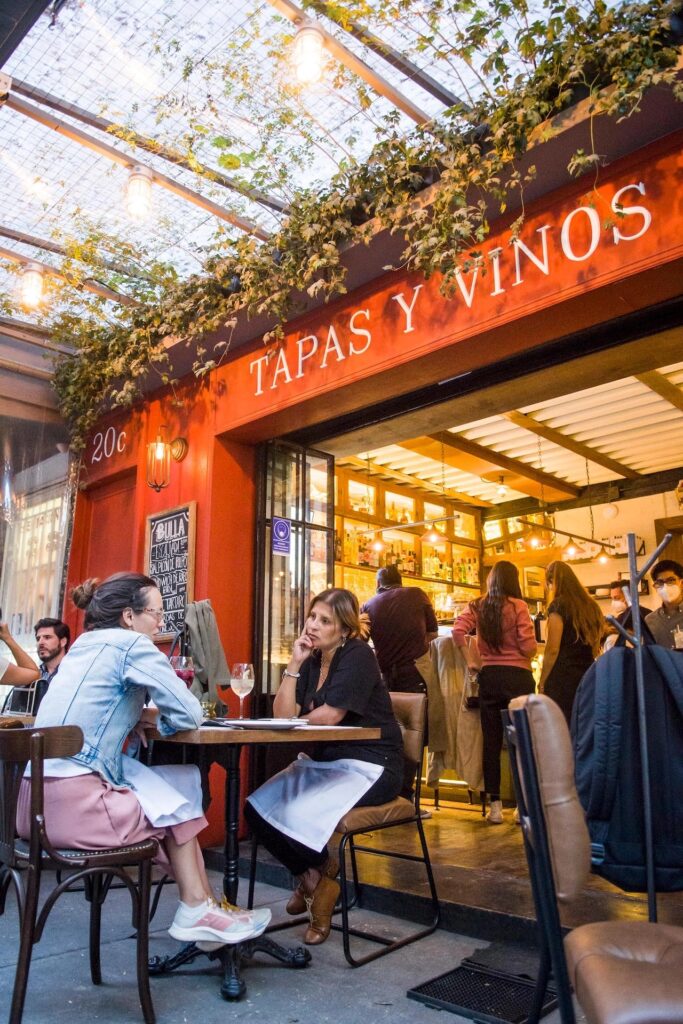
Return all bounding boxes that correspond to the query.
[170,655,194,688]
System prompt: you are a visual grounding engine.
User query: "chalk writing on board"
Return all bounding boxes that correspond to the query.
[145,503,196,640]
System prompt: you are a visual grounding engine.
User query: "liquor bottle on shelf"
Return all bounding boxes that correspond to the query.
[534,602,548,643]
[334,532,342,563]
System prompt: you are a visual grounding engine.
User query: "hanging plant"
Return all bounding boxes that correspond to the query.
[3,0,680,451]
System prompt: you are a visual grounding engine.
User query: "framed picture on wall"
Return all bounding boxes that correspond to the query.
[523,566,546,601]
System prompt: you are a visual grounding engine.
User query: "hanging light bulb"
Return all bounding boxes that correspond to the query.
[1,458,15,524]
[421,522,441,544]
[597,544,611,565]
[20,262,44,309]
[561,536,585,561]
[496,475,507,499]
[126,166,153,221]
[293,24,325,84]
[372,534,384,553]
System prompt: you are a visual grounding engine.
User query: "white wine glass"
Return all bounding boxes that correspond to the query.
[230,662,255,719]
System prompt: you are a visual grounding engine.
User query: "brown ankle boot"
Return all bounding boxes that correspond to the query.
[286,855,339,916]
[303,875,340,945]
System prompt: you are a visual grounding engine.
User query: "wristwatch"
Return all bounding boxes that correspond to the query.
[281,670,300,680]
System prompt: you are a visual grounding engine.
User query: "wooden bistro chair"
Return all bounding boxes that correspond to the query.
[0,725,158,1024]
[248,691,440,967]
[504,692,683,1024]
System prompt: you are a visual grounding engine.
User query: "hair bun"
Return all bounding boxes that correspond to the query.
[71,577,100,610]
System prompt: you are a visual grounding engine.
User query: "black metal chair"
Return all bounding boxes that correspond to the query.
[0,725,158,1024]
[248,691,440,966]
[504,692,683,1024]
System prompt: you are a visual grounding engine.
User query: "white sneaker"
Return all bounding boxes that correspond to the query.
[169,899,272,945]
[486,800,504,824]
[195,908,271,952]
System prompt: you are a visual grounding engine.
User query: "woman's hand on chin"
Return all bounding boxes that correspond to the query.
[292,631,315,663]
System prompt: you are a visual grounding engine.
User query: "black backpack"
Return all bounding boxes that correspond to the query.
[571,645,683,893]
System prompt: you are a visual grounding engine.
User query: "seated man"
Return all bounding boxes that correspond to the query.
[2,617,70,713]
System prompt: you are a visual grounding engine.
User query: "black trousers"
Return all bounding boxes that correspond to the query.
[245,761,403,877]
[479,665,535,798]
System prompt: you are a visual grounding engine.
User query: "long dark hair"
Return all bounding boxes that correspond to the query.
[72,572,158,631]
[474,561,523,651]
[546,561,605,656]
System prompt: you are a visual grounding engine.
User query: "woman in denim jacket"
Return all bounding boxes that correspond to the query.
[17,572,270,947]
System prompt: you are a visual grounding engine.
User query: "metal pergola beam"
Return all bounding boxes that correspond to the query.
[264,0,433,127]
[2,91,270,241]
[306,0,467,111]
[0,244,138,305]
[9,78,289,216]
[0,224,153,281]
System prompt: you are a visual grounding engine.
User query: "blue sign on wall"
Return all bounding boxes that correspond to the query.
[272,517,291,555]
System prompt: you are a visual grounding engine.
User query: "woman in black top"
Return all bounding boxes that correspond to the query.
[539,561,605,724]
[245,588,402,945]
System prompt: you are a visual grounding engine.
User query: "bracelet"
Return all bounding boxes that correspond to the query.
[282,670,300,680]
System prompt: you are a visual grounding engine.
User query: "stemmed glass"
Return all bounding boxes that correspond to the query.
[170,655,195,689]
[230,663,255,720]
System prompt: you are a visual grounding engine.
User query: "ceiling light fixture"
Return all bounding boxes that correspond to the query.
[421,522,441,544]
[293,24,325,84]
[561,536,586,561]
[20,262,44,309]
[496,474,507,499]
[126,165,153,221]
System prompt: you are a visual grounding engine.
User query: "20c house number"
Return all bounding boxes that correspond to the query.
[91,427,127,463]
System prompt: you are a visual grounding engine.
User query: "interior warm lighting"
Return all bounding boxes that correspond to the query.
[126,166,153,221]
[597,544,611,565]
[421,522,442,544]
[293,24,325,84]
[496,475,507,499]
[371,535,384,553]
[561,537,585,561]
[20,263,44,309]
[602,502,619,520]
[146,428,188,492]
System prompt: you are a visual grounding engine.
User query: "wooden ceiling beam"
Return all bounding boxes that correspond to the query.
[4,92,270,240]
[636,370,683,414]
[264,0,433,127]
[504,410,641,480]
[399,431,579,502]
[337,454,493,507]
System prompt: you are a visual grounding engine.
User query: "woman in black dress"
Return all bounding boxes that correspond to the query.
[245,588,403,945]
[539,561,605,724]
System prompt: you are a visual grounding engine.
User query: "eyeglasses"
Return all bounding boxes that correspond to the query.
[142,607,165,620]
[653,577,679,589]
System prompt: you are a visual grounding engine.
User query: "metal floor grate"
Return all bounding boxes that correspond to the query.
[407,963,557,1024]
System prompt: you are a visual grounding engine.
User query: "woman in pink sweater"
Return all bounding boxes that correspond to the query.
[453,561,536,823]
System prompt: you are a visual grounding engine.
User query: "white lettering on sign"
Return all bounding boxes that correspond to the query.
[391,284,423,333]
[91,426,127,464]
[513,225,551,286]
[611,182,651,244]
[560,205,601,262]
[249,181,653,397]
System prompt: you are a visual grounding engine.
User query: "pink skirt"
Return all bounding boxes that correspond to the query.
[16,775,208,878]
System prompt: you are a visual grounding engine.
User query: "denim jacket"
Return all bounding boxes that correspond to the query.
[34,628,203,787]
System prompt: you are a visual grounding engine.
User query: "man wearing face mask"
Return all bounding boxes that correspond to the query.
[602,581,653,651]
[645,560,683,650]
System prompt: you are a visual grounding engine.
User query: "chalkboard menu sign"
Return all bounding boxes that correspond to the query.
[144,502,196,642]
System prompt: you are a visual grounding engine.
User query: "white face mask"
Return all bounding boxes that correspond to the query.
[610,600,628,615]
[659,584,682,604]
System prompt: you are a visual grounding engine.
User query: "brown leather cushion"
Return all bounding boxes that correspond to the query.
[389,691,426,766]
[336,796,415,833]
[565,920,683,1024]
[508,692,591,902]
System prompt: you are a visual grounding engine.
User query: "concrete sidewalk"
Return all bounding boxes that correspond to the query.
[0,870,572,1023]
